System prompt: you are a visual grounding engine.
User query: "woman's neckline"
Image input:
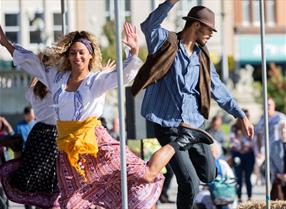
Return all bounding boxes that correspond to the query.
[64,71,91,93]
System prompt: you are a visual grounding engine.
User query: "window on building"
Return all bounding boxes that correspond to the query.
[29,12,44,44]
[266,0,275,26]
[241,0,276,27]
[4,13,19,43]
[242,1,250,26]
[105,0,131,21]
[53,13,63,41]
[252,0,260,26]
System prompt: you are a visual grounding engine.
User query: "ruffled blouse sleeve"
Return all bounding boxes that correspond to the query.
[90,54,142,97]
[13,45,58,89]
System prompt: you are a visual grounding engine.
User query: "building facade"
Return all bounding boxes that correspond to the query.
[234,0,286,80]
[1,0,284,120]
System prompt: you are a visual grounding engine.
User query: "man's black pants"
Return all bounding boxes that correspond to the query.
[154,123,216,209]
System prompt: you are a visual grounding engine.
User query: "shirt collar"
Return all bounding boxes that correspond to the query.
[179,40,201,58]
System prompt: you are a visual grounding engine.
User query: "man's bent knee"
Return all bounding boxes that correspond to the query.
[198,166,217,183]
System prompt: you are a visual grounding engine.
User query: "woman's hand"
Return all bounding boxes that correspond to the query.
[0,25,15,56]
[0,25,7,46]
[101,59,116,71]
[122,22,139,56]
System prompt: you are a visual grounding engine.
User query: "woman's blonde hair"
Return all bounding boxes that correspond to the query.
[47,31,102,72]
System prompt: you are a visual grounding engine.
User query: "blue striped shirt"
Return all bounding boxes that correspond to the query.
[141,1,245,128]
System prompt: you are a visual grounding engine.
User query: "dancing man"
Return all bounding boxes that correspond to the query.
[132,1,254,208]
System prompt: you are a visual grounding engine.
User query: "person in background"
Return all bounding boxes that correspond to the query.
[230,109,255,202]
[254,97,285,187]
[0,117,12,209]
[0,116,14,161]
[207,115,226,157]
[111,116,120,140]
[270,120,286,200]
[14,106,36,150]
[0,116,14,137]
[194,141,236,209]
[255,97,286,153]
[207,115,226,146]
[210,141,236,209]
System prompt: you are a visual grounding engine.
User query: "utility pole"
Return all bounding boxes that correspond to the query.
[221,0,229,83]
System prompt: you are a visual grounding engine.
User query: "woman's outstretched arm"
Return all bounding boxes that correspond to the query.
[90,22,142,97]
[0,25,15,56]
[0,25,58,88]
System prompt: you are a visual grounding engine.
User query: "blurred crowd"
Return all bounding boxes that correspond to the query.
[193,97,286,209]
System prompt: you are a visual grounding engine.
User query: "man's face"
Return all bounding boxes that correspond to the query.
[24,110,35,123]
[195,23,214,46]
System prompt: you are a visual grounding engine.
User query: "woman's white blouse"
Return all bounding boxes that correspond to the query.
[25,88,57,125]
[14,45,142,121]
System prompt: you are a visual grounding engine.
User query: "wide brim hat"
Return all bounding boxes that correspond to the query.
[182,6,217,32]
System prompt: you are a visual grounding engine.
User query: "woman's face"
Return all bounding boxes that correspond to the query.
[68,42,92,72]
[268,98,276,116]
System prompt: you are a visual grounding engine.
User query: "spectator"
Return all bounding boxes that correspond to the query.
[207,115,226,146]
[0,117,22,159]
[210,141,236,209]
[0,116,14,161]
[0,116,11,209]
[230,109,255,202]
[207,115,227,158]
[255,97,286,153]
[194,141,236,209]
[14,106,36,150]
[270,120,286,200]
[0,116,14,137]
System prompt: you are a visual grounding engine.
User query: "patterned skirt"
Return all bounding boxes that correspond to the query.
[0,122,60,209]
[57,125,164,209]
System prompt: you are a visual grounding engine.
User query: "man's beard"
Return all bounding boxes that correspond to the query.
[195,28,206,47]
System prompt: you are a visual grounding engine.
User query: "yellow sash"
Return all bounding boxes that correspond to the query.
[56,116,101,178]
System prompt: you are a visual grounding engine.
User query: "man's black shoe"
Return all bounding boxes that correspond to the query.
[175,126,214,150]
[159,194,175,204]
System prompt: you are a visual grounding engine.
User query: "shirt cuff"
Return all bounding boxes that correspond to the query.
[12,44,34,66]
[166,0,176,7]
[233,108,246,119]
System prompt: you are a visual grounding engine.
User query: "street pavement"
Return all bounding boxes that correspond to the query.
[8,179,266,209]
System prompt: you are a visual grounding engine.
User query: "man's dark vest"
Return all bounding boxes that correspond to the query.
[131,31,211,119]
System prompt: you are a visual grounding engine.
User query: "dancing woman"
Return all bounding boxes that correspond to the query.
[0,22,212,209]
[0,73,60,209]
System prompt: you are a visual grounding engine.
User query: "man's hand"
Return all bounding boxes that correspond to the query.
[239,116,254,139]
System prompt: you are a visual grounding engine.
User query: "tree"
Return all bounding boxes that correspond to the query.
[267,63,286,113]
[253,63,286,113]
[101,20,148,63]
